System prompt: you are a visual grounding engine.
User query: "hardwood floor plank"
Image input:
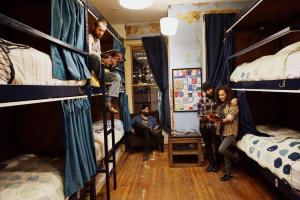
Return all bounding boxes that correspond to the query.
[99,146,286,200]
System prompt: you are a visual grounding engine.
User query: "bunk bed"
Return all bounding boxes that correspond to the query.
[86,2,127,199]
[226,0,300,199]
[0,154,65,200]
[0,1,126,200]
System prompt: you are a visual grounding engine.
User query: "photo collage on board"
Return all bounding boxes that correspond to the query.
[173,68,202,112]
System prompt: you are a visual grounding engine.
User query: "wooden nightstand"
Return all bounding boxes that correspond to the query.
[168,132,203,167]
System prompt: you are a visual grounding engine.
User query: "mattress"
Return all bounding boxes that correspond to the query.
[0,154,65,200]
[230,44,300,82]
[237,125,300,191]
[0,38,86,85]
[93,119,124,161]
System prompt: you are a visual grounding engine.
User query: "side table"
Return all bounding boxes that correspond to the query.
[168,131,203,167]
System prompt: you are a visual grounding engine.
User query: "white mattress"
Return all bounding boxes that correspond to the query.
[93,119,124,161]
[0,154,65,200]
[237,125,300,191]
[0,38,86,85]
[230,50,300,82]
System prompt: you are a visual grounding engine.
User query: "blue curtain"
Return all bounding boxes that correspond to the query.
[51,0,90,80]
[119,93,132,132]
[204,13,235,87]
[237,91,258,139]
[62,98,97,197]
[113,38,132,132]
[237,92,269,140]
[142,36,171,129]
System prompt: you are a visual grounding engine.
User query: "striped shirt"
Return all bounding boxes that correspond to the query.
[198,95,217,130]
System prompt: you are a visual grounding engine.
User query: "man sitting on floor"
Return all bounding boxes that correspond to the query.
[131,104,161,161]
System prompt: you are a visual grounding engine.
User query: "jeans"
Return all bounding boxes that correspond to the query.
[105,71,121,98]
[133,122,161,154]
[218,135,236,176]
[201,127,221,167]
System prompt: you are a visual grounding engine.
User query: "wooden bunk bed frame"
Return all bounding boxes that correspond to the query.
[0,0,125,200]
[226,0,300,199]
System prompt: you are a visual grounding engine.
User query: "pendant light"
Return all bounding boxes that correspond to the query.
[160,17,178,36]
[119,0,153,10]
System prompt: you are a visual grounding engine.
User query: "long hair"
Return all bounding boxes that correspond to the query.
[215,85,234,105]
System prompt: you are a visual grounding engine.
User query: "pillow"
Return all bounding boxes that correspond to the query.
[276,41,300,55]
[285,51,300,79]
[0,39,14,84]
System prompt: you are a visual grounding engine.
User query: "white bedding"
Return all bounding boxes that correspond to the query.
[230,42,300,82]
[0,154,65,200]
[93,119,124,161]
[0,38,86,85]
[237,125,300,191]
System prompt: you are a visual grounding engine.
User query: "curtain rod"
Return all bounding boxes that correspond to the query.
[226,0,263,33]
[233,88,300,93]
[0,95,88,108]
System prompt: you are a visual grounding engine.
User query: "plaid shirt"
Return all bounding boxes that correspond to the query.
[198,95,217,130]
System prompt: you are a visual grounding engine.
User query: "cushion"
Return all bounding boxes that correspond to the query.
[276,41,300,55]
[0,39,14,84]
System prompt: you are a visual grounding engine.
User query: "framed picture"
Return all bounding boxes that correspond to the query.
[172,68,202,112]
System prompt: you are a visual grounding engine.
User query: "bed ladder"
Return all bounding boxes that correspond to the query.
[100,110,117,200]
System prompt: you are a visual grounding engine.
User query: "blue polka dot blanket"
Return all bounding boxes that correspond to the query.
[237,125,300,191]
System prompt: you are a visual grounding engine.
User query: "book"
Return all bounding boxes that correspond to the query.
[207,112,222,121]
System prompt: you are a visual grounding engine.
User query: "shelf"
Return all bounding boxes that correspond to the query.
[0,13,88,56]
[91,86,105,96]
[230,79,300,93]
[132,83,158,87]
[172,150,199,155]
[0,85,87,107]
[228,26,300,59]
[233,88,300,94]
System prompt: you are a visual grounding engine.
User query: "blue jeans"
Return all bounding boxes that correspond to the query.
[218,135,236,176]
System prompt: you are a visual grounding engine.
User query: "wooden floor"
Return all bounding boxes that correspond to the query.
[99,146,285,200]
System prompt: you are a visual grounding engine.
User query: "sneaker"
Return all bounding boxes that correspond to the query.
[212,165,221,172]
[106,103,118,114]
[220,174,233,181]
[206,165,214,172]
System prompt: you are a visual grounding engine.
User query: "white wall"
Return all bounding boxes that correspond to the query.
[168,2,246,131]
[112,24,126,39]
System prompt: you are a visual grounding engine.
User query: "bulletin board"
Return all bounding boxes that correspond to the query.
[172,68,202,112]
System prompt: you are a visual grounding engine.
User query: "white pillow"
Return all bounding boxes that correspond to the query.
[276,41,300,55]
[285,51,300,79]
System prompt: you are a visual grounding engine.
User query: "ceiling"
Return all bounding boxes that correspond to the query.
[90,0,247,25]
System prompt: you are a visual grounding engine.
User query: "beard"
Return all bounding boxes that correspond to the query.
[206,93,213,99]
[142,112,149,116]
